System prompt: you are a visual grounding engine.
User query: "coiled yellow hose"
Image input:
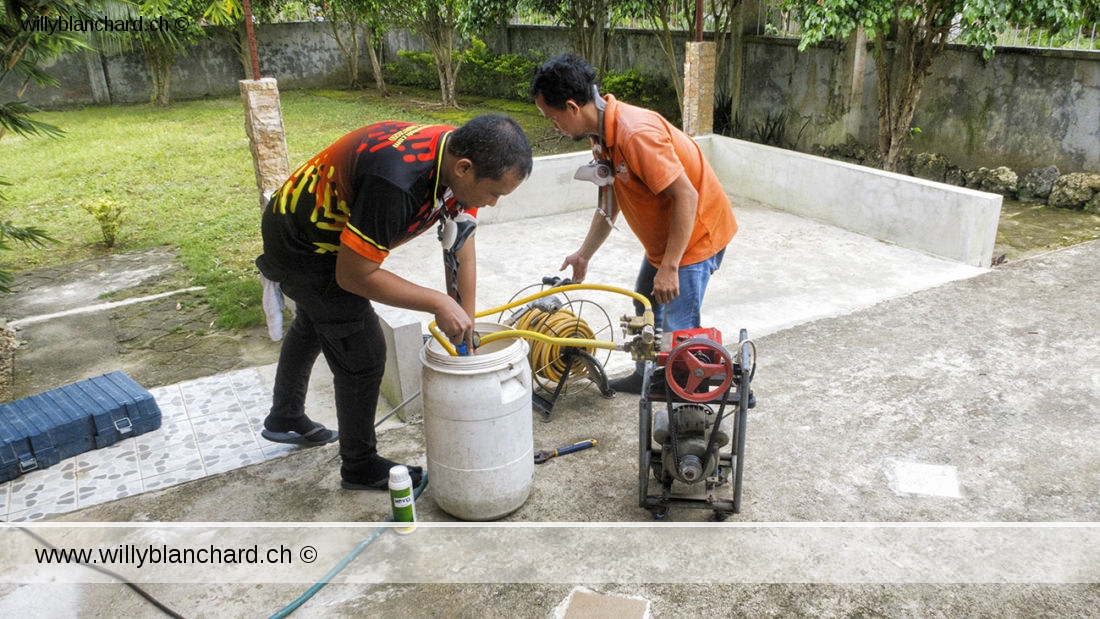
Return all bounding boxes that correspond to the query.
[514,306,596,392]
[428,283,653,357]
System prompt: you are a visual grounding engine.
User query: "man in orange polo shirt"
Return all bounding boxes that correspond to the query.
[530,54,737,393]
[257,115,532,489]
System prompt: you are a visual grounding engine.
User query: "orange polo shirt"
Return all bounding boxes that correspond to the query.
[601,95,736,267]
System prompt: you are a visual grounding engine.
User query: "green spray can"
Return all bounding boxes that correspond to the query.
[389,465,416,534]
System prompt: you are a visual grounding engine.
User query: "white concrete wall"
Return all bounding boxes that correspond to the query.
[482,150,598,224]
[697,135,1002,267]
[491,136,1001,267]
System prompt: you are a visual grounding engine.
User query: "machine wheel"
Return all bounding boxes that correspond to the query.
[664,338,735,402]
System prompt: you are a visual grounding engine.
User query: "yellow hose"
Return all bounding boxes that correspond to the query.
[514,306,596,392]
[428,283,653,357]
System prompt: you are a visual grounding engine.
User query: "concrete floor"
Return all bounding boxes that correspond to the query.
[2,202,1100,616]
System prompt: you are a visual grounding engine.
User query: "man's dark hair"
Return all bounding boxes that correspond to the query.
[529,53,597,110]
[448,114,533,181]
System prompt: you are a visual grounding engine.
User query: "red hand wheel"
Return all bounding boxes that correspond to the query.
[664,337,735,402]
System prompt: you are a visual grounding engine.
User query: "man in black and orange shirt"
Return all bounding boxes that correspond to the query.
[257,115,533,490]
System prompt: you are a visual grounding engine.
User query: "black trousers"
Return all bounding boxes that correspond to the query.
[264,265,387,480]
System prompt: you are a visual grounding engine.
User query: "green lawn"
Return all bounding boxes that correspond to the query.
[1,87,580,328]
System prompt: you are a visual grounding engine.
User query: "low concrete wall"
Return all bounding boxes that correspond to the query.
[493,137,1002,267]
[382,136,1000,412]
[483,150,598,224]
[698,135,1002,267]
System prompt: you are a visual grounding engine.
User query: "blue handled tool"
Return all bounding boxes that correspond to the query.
[534,439,597,464]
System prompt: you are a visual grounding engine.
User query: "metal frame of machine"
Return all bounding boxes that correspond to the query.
[636,328,756,520]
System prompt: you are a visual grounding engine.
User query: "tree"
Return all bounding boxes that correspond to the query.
[322,0,388,93]
[135,0,207,106]
[386,0,517,107]
[785,0,1082,171]
[202,0,287,80]
[524,0,621,74]
[1,0,88,139]
[1,0,72,290]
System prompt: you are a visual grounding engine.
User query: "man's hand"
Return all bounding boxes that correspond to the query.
[336,244,474,348]
[652,263,679,305]
[434,297,474,349]
[560,251,590,283]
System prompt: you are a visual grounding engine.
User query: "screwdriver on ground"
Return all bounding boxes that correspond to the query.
[534,439,597,464]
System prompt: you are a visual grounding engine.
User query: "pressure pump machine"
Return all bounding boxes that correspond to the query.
[430,279,757,521]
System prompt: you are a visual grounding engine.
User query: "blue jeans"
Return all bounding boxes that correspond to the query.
[632,249,725,374]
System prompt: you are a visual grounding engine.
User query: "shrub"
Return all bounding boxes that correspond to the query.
[81,196,125,248]
[713,85,739,137]
[383,50,440,90]
[601,69,680,126]
[458,39,544,100]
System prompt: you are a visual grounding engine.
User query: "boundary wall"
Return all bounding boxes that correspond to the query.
[4,22,1096,173]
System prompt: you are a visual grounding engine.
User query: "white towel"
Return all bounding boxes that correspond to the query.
[260,273,285,341]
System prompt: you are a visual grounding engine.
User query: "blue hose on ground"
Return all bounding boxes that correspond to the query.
[267,472,429,619]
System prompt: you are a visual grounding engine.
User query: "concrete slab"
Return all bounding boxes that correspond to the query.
[6,239,1098,616]
[6,153,1099,615]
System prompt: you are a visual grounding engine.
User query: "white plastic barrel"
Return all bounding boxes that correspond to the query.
[420,322,534,521]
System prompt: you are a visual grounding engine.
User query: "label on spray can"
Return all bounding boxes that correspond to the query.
[389,465,416,534]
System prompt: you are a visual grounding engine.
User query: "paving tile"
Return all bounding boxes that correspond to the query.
[8,460,78,515]
[3,373,290,521]
[76,470,144,509]
[242,409,298,459]
[150,383,185,409]
[178,374,238,419]
[192,409,262,459]
[202,448,267,476]
[135,420,204,479]
[6,506,73,522]
[0,481,10,519]
[75,437,139,474]
[257,440,299,460]
[142,466,207,492]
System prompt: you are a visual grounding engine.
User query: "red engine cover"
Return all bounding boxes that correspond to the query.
[658,327,723,365]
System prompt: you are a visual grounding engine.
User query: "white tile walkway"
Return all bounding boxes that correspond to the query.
[0,368,296,522]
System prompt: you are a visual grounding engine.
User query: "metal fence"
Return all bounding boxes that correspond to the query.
[995,21,1099,51]
[510,1,731,30]
[755,1,1098,52]
[508,2,1097,52]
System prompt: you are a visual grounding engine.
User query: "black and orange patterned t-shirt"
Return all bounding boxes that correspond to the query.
[261,121,476,271]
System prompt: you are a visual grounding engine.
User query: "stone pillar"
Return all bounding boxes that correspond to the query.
[682,41,716,136]
[239,78,290,209]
